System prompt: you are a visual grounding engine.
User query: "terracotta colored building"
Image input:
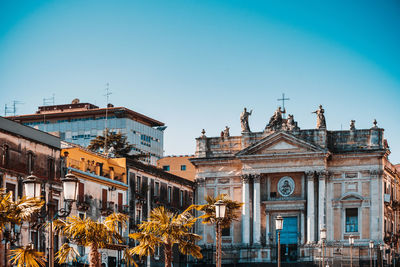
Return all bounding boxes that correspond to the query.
[157,155,196,181]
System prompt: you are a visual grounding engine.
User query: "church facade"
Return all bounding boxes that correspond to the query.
[191,106,399,265]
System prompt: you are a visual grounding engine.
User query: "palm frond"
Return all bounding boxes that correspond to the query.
[55,243,80,264]
[9,246,46,267]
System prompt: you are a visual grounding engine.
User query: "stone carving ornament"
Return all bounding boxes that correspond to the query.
[277,176,295,197]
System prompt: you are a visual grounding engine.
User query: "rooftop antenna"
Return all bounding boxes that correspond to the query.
[277,93,290,119]
[4,100,24,116]
[104,83,112,155]
[43,94,55,106]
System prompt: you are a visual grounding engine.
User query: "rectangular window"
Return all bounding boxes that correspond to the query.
[78,182,84,203]
[102,189,108,209]
[31,231,38,250]
[168,186,172,203]
[181,165,186,171]
[118,193,123,212]
[136,176,141,193]
[163,165,170,171]
[222,226,230,237]
[180,190,183,207]
[48,158,55,179]
[345,208,358,232]
[6,182,16,201]
[155,182,160,196]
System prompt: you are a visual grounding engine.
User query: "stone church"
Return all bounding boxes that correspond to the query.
[191,106,399,265]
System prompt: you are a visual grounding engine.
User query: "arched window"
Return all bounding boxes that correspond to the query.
[2,145,9,167]
[27,152,34,173]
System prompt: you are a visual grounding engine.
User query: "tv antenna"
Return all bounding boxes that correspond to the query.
[4,100,24,116]
[104,83,112,155]
[43,94,55,106]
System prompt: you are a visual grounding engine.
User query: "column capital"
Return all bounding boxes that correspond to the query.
[305,171,315,180]
[241,174,252,184]
[195,178,206,187]
[370,169,383,177]
[253,174,261,183]
[317,170,330,179]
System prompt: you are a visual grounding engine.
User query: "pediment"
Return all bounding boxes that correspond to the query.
[237,131,326,156]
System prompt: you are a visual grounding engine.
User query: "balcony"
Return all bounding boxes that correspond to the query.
[76,194,91,212]
[100,201,114,216]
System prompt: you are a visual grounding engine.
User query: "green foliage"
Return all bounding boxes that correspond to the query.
[9,245,46,267]
[0,189,44,231]
[127,206,202,267]
[87,129,134,156]
[188,194,243,229]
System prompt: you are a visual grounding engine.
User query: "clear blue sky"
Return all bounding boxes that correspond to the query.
[1,0,399,163]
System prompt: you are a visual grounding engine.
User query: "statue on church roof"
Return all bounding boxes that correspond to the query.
[224,126,230,138]
[266,107,285,131]
[240,108,252,132]
[350,120,356,130]
[286,114,299,131]
[312,105,326,129]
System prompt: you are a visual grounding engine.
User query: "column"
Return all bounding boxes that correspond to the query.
[306,171,315,243]
[242,174,251,244]
[253,174,261,244]
[266,212,270,245]
[318,171,327,239]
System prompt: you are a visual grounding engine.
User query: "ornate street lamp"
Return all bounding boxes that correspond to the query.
[23,173,42,198]
[214,200,226,267]
[275,215,283,267]
[23,171,79,267]
[349,235,354,267]
[320,227,327,267]
[369,240,374,267]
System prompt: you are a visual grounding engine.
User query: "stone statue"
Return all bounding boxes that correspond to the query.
[350,120,356,130]
[312,105,326,129]
[240,108,252,132]
[266,107,285,131]
[224,126,230,138]
[286,114,298,131]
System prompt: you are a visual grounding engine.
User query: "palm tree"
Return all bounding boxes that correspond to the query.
[0,189,44,231]
[188,194,243,266]
[128,206,203,267]
[9,245,46,267]
[0,189,44,266]
[53,212,128,267]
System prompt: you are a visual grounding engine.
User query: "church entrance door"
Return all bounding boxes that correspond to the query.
[278,216,298,262]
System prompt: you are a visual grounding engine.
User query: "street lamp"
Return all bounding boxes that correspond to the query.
[349,235,354,267]
[276,215,283,267]
[23,171,79,267]
[320,227,327,267]
[369,240,374,267]
[214,200,226,267]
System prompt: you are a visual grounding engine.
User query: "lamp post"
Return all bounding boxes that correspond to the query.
[276,215,283,267]
[23,171,79,267]
[369,241,374,267]
[380,244,384,267]
[214,200,226,267]
[320,227,327,267]
[349,235,354,267]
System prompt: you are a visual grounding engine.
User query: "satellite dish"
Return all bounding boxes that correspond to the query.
[71,98,80,104]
